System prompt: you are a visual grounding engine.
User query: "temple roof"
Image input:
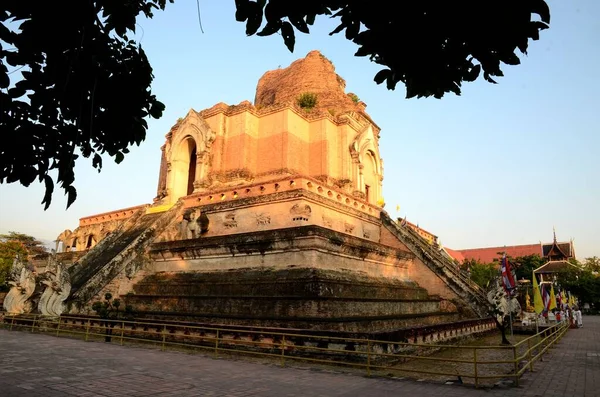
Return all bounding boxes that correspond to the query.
[452,244,542,264]
[254,50,365,116]
[542,241,573,259]
[534,260,578,274]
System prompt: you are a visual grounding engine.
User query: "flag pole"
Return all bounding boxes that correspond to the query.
[509,290,513,337]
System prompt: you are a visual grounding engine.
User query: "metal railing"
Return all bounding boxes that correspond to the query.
[1,313,569,387]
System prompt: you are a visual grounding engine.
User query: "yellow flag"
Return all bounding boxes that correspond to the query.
[533,272,544,314]
[569,294,575,306]
[396,204,400,212]
[549,284,557,310]
[561,291,567,305]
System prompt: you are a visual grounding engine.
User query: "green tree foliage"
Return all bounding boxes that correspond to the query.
[582,256,600,273]
[0,240,27,291]
[0,1,169,209]
[0,231,47,257]
[347,93,360,103]
[0,232,47,290]
[555,265,600,311]
[235,0,551,98]
[512,254,546,282]
[463,258,497,289]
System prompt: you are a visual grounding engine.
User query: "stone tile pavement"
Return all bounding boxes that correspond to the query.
[0,316,598,397]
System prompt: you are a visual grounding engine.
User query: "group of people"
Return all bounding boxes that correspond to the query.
[553,306,583,328]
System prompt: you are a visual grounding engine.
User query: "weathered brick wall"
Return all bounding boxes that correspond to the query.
[255,50,362,116]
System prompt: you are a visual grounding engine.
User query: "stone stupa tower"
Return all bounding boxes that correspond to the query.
[52,51,489,336]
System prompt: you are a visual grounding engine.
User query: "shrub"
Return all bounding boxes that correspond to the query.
[348,93,360,103]
[297,93,318,110]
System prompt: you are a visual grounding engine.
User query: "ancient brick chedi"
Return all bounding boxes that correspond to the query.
[10,51,489,338]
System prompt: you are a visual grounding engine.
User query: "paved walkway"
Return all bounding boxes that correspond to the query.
[1,317,598,397]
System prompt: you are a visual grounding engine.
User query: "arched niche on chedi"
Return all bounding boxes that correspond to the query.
[349,124,384,205]
[155,109,216,204]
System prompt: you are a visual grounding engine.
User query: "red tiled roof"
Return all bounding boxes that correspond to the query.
[454,244,542,264]
[443,247,465,263]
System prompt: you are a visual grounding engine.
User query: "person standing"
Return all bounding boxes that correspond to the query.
[575,307,583,328]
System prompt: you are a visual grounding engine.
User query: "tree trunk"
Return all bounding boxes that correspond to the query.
[494,317,511,345]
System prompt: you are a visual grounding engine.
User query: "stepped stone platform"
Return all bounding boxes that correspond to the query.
[125,267,461,333]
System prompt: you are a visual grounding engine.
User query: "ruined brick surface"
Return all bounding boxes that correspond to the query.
[254,50,363,116]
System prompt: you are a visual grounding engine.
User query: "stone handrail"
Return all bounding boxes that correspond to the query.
[403,224,487,298]
[69,201,184,308]
[381,213,489,317]
[68,206,149,284]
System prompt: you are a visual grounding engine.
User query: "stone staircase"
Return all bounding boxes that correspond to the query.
[380,213,490,317]
[67,201,183,308]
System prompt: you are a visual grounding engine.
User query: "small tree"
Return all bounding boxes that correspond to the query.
[91,292,133,342]
[347,93,360,103]
[0,232,46,291]
[582,256,600,273]
[464,259,496,289]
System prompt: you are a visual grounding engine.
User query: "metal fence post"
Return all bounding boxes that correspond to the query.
[513,346,519,386]
[161,325,167,351]
[120,321,125,346]
[540,331,545,362]
[55,317,61,337]
[367,340,372,377]
[85,319,90,341]
[30,315,37,333]
[527,338,534,372]
[473,348,478,388]
[280,335,286,367]
[214,330,220,358]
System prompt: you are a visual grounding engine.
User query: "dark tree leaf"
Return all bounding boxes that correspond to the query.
[500,52,521,66]
[484,72,498,84]
[235,0,251,21]
[329,23,345,36]
[281,21,295,52]
[374,69,390,85]
[464,64,481,82]
[289,16,309,34]
[245,3,263,36]
[92,153,103,170]
[257,21,282,36]
[354,46,370,57]
[531,0,551,23]
[65,186,77,209]
[41,175,54,210]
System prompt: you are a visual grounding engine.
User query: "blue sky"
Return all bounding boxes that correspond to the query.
[1,1,598,258]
